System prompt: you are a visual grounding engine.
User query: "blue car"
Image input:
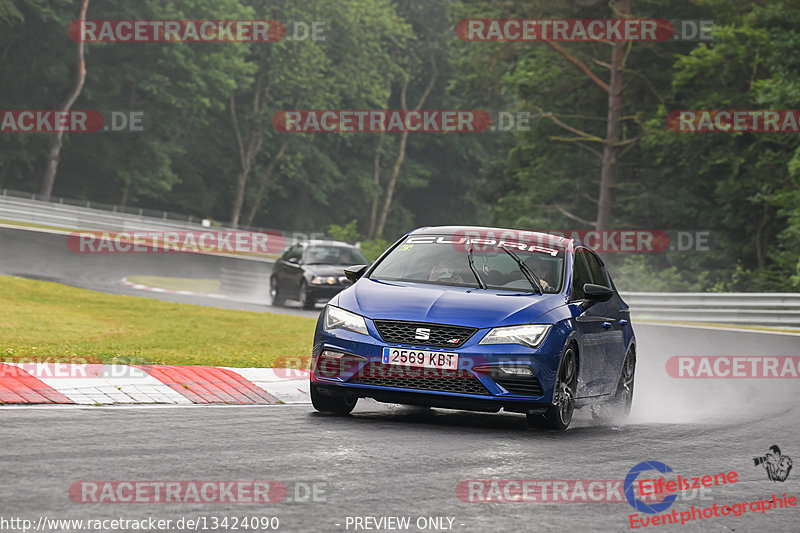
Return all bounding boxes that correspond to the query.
[309,226,636,430]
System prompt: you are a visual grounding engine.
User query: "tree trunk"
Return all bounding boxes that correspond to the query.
[367,129,386,239]
[120,180,130,207]
[244,138,290,227]
[596,0,629,230]
[374,58,437,238]
[228,66,265,227]
[40,0,89,201]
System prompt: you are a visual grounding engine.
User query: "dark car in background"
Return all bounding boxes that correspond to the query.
[270,240,368,309]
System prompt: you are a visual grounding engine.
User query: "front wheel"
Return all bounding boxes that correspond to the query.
[270,277,285,306]
[310,383,357,415]
[528,345,578,430]
[299,281,315,310]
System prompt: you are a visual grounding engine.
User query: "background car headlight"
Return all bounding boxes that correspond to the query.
[324,305,368,335]
[312,276,337,285]
[478,324,551,348]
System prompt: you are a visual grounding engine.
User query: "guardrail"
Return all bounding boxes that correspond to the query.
[0,189,298,261]
[0,188,211,231]
[620,292,800,327]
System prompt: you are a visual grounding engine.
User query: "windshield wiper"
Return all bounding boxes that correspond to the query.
[466,240,487,289]
[498,244,543,294]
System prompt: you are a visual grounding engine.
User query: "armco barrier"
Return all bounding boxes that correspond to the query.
[620,292,800,327]
[0,189,209,232]
[0,189,290,248]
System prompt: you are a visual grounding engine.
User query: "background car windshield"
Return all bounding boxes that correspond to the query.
[369,236,565,292]
[304,246,367,265]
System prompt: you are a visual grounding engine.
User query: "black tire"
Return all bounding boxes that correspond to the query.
[591,347,635,424]
[528,344,578,430]
[299,281,315,310]
[270,277,285,306]
[310,383,357,415]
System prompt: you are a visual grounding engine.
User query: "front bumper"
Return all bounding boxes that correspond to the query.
[310,317,570,413]
[307,284,349,301]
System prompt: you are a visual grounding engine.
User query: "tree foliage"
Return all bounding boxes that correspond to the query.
[0,0,798,290]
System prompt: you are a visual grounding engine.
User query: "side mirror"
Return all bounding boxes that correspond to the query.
[344,264,369,283]
[583,283,613,302]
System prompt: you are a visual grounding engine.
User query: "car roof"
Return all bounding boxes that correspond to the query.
[407,225,572,248]
[301,240,358,249]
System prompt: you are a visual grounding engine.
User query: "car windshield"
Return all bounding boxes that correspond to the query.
[303,245,367,265]
[369,235,565,292]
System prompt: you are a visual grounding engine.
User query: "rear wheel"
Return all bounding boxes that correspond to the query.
[310,383,357,415]
[299,281,315,310]
[592,347,635,424]
[527,345,578,430]
[269,277,285,306]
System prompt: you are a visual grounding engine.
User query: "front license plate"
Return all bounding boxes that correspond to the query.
[381,347,459,370]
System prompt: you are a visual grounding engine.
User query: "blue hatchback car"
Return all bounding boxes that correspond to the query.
[309,226,636,430]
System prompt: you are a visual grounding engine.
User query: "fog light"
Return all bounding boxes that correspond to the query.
[499,366,534,376]
[316,350,366,378]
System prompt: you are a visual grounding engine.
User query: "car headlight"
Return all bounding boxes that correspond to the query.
[324,305,368,335]
[478,324,551,348]
[312,276,337,285]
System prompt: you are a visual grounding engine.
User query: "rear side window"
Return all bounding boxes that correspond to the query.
[585,251,610,287]
[571,249,592,300]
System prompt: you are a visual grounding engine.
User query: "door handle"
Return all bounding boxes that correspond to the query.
[602,321,612,329]
[619,319,628,326]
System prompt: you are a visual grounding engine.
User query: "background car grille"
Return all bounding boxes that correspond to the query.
[491,373,544,396]
[373,320,477,348]
[348,362,490,396]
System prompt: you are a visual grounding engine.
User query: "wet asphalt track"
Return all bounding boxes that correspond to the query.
[1,226,800,532]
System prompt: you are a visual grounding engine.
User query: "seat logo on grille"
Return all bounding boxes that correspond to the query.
[414,327,431,340]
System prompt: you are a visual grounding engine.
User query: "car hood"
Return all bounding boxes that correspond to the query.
[335,278,565,328]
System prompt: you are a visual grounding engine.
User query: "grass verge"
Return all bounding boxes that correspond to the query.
[0,275,316,367]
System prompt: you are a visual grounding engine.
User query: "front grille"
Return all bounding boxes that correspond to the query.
[349,362,490,396]
[373,320,477,348]
[491,372,544,396]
